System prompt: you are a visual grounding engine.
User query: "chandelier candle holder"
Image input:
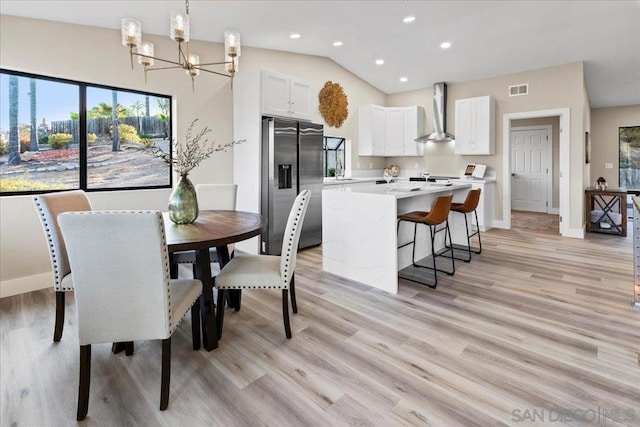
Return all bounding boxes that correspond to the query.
[121,0,240,91]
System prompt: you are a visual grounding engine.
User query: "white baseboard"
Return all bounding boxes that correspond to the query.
[548,208,560,215]
[490,220,507,229]
[562,226,585,239]
[0,272,51,298]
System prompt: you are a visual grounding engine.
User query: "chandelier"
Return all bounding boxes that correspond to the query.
[121,0,240,90]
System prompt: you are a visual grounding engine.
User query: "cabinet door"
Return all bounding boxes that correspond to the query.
[455,96,495,155]
[371,105,387,156]
[403,106,424,156]
[289,77,313,121]
[472,96,495,154]
[454,98,474,154]
[385,108,405,156]
[262,71,291,118]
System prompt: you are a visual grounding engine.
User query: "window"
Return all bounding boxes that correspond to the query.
[619,125,640,192]
[0,69,172,195]
[323,136,345,177]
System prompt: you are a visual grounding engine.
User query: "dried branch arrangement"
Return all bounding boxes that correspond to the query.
[151,119,243,175]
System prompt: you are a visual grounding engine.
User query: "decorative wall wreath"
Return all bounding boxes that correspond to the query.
[318,81,349,128]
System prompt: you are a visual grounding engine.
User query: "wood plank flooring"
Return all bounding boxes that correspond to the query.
[1,227,638,426]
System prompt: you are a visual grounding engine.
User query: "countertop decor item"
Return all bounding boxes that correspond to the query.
[165,119,242,224]
[389,165,400,177]
[318,81,348,128]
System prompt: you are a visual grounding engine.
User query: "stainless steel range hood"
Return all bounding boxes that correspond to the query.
[415,82,455,142]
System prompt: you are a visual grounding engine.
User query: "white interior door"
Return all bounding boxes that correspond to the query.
[511,128,549,212]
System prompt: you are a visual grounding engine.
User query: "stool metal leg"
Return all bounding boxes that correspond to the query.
[473,210,482,254]
[445,210,482,262]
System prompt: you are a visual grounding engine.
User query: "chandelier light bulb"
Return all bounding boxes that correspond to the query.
[137,41,154,66]
[225,30,241,58]
[121,18,141,47]
[171,10,190,42]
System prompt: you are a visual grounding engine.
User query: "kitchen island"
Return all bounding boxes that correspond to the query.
[322,182,472,293]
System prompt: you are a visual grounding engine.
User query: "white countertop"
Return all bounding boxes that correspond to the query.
[323,176,496,186]
[323,177,380,186]
[323,181,471,199]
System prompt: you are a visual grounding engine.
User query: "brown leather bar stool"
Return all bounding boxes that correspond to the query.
[397,194,455,289]
[446,188,482,262]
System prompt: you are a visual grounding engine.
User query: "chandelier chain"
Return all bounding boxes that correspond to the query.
[185,0,190,15]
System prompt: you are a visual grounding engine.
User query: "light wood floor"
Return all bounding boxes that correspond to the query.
[1,227,638,426]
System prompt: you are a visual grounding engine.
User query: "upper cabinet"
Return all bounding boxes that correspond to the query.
[359,104,386,156]
[262,70,313,121]
[359,105,424,157]
[454,95,495,155]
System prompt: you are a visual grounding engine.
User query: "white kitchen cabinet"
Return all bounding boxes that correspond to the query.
[403,106,424,156]
[385,108,405,156]
[358,104,386,156]
[262,70,313,121]
[359,105,424,157]
[454,96,495,155]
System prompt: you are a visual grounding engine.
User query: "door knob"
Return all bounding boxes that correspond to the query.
[511,173,516,177]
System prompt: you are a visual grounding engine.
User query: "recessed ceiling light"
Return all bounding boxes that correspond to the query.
[290,33,301,39]
[400,77,408,82]
[440,41,452,49]
[403,16,416,23]
[375,59,385,65]
[333,41,343,47]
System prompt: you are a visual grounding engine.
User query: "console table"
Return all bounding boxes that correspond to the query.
[585,187,627,237]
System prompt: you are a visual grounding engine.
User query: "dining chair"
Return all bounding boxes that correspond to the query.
[33,190,93,342]
[397,194,455,289]
[171,184,238,276]
[58,210,202,420]
[214,189,311,339]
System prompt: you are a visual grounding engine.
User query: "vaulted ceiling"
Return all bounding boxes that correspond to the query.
[1,0,639,108]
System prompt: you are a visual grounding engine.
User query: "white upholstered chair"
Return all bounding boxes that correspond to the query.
[58,211,202,420]
[32,190,92,342]
[171,184,238,275]
[215,190,311,339]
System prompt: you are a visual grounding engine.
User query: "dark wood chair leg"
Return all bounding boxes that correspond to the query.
[290,275,298,314]
[216,289,225,340]
[160,337,171,410]
[54,291,65,342]
[77,345,91,421]
[111,341,134,356]
[282,289,292,339]
[191,297,201,350]
[234,290,242,312]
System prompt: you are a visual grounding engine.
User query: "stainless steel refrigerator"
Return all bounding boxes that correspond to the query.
[261,117,323,255]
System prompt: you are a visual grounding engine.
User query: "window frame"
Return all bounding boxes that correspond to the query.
[619,125,640,193]
[323,136,345,178]
[0,68,173,196]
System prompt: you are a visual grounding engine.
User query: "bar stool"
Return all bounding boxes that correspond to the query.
[446,188,482,262]
[397,195,455,289]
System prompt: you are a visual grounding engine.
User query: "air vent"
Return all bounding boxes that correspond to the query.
[508,83,529,96]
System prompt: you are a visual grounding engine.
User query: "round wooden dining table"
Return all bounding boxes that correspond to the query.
[164,210,267,351]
